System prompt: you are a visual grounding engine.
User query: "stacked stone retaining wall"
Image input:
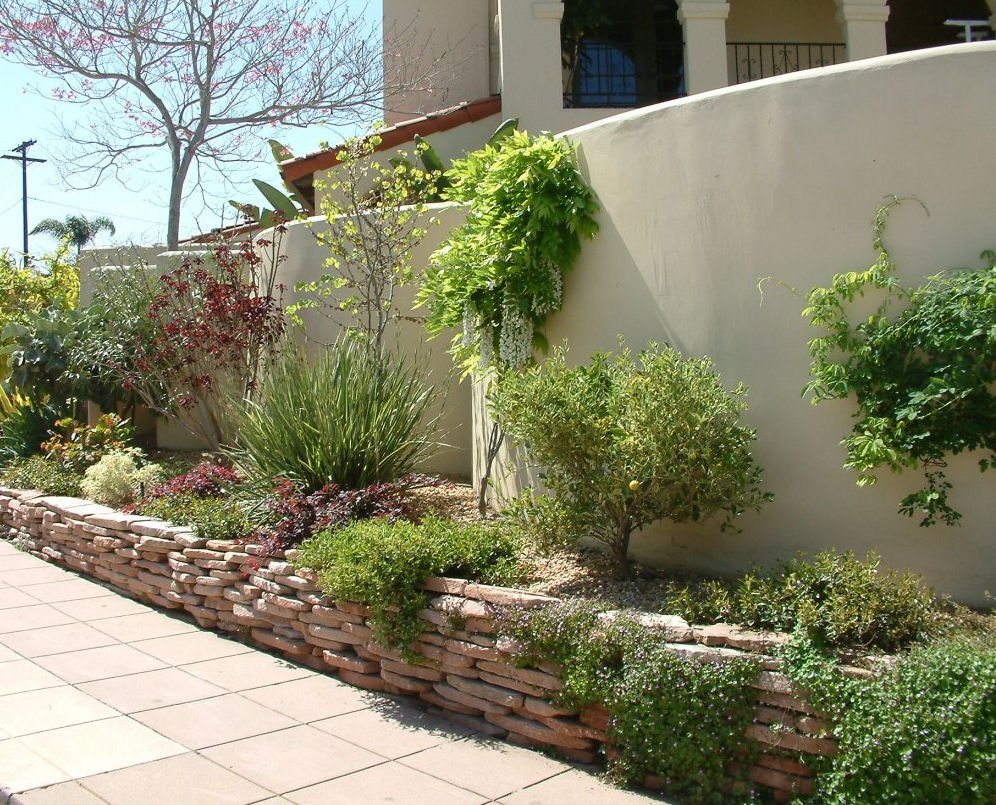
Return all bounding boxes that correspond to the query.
[0,488,850,800]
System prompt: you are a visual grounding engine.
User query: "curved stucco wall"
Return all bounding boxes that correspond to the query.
[480,42,996,604]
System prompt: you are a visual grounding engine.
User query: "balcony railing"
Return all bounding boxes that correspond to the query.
[727,42,846,84]
[564,40,685,109]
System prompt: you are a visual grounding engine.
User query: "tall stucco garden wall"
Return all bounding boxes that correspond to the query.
[477,42,996,606]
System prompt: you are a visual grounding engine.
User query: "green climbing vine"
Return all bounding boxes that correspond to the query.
[803,198,996,526]
[417,129,599,374]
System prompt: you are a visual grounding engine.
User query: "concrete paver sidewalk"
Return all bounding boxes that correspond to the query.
[0,540,664,804]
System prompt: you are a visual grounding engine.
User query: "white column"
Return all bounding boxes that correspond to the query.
[497,1,565,127]
[987,1,996,33]
[676,0,731,95]
[834,0,891,62]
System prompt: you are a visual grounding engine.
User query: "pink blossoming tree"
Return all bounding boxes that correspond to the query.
[0,0,434,247]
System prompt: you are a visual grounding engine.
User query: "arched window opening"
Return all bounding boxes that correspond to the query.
[562,0,684,109]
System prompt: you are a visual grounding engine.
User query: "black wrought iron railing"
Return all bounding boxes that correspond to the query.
[564,40,685,109]
[727,42,846,84]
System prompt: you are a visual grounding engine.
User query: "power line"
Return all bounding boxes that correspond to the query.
[26,195,164,227]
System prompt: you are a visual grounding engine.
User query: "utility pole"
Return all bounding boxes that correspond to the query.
[1,140,47,266]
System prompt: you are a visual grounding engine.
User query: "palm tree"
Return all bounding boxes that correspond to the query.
[30,215,116,253]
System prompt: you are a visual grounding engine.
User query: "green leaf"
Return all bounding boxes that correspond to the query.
[253,180,299,220]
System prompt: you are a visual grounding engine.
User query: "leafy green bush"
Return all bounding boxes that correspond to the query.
[80,449,163,507]
[0,246,79,333]
[803,199,995,526]
[492,341,770,573]
[298,517,523,650]
[784,633,996,804]
[0,398,67,462]
[0,454,83,496]
[226,341,440,496]
[418,129,599,373]
[41,414,134,472]
[663,551,935,651]
[136,494,251,542]
[505,601,758,802]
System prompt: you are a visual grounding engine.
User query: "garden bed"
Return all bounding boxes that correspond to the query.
[0,485,847,801]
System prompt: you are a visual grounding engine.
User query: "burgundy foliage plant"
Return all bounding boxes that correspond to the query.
[255,473,449,555]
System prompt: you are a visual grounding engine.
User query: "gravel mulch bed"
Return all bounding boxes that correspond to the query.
[412,481,681,614]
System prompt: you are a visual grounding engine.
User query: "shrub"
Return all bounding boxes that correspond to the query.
[0,454,83,496]
[136,494,251,542]
[226,341,440,496]
[298,517,523,650]
[0,246,78,333]
[144,461,241,500]
[505,601,758,802]
[80,449,163,507]
[492,341,771,573]
[88,235,286,450]
[784,633,996,804]
[253,473,447,554]
[293,132,434,351]
[663,551,936,651]
[41,414,134,472]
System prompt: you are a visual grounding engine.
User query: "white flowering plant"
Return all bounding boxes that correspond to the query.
[417,130,598,374]
[80,448,163,507]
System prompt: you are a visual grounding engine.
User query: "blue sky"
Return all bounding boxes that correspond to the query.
[0,1,376,259]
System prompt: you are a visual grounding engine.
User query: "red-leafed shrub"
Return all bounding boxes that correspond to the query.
[144,462,242,500]
[255,473,449,555]
[109,231,287,450]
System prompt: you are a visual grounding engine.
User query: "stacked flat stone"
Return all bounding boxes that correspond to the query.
[0,487,841,800]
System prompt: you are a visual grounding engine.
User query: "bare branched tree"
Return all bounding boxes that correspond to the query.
[0,0,434,247]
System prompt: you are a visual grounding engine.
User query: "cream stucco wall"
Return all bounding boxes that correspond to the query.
[382,0,492,125]
[476,43,996,605]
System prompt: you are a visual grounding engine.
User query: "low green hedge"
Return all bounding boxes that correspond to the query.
[135,494,252,543]
[0,454,83,496]
[661,551,936,651]
[298,517,523,650]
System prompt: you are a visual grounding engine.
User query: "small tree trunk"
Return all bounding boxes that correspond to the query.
[166,171,184,250]
[614,517,633,578]
[478,422,504,517]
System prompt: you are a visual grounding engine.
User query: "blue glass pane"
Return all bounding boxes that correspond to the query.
[578,42,637,106]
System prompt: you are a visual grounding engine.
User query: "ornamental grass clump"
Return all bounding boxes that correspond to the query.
[225,340,440,497]
[491,340,771,574]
